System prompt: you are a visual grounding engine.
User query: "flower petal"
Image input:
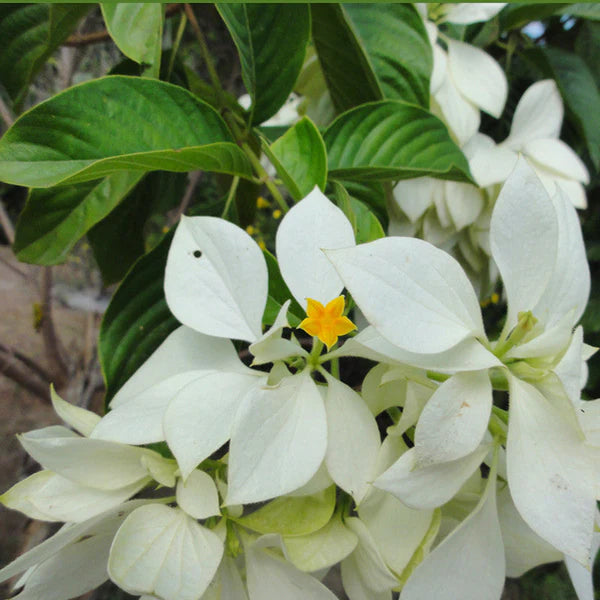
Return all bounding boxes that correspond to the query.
[108,505,223,600]
[227,373,327,504]
[276,187,355,307]
[505,79,563,148]
[374,445,489,510]
[326,238,485,354]
[323,376,380,503]
[447,39,507,118]
[50,387,100,437]
[401,461,504,600]
[444,3,506,24]
[524,138,589,184]
[176,470,220,520]
[164,372,262,479]
[415,371,492,465]
[165,216,268,342]
[507,375,596,566]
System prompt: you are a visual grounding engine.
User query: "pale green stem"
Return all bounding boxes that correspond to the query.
[330,357,340,379]
[221,176,240,219]
[166,12,188,82]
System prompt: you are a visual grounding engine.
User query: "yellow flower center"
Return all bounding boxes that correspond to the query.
[298,296,356,350]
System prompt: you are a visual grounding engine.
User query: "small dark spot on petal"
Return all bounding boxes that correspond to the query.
[193,250,202,258]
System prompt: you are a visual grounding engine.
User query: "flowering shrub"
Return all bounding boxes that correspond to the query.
[1,3,600,600]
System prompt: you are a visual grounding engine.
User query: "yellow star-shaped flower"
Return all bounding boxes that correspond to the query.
[298,296,356,350]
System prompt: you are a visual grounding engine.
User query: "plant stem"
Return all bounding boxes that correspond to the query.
[221,176,240,219]
[166,11,188,82]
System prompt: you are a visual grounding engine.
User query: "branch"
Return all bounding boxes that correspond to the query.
[40,267,69,386]
[63,4,183,47]
[0,201,15,245]
[0,342,53,383]
[0,346,49,402]
[168,170,202,225]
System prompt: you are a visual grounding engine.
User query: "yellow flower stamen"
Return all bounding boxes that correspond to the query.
[256,196,270,209]
[298,296,356,350]
[272,209,282,220]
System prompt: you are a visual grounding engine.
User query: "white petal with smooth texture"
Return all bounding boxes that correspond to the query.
[176,470,220,519]
[444,181,484,231]
[227,374,327,504]
[447,40,507,118]
[324,376,380,503]
[165,216,267,342]
[276,187,355,307]
[507,376,596,565]
[18,430,153,490]
[393,178,438,223]
[246,538,338,600]
[50,387,100,437]
[401,464,504,600]
[490,157,559,330]
[110,326,246,408]
[497,486,562,578]
[565,527,600,600]
[326,238,485,354]
[334,326,500,373]
[108,504,224,600]
[444,3,506,24]
[164,372,262,479]
[505,80,563,148]
[415,371,492,465]
[524,138,589,184]
[375,445,489,510]
[1,470,147,523]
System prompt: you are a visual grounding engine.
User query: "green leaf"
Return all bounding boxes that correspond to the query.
[324,101,473,183]
[311,4,381,114]
[101,4,163,77]
[0,4,89,107]
[524,47,600,169]
[0,76,253,188]
[99,231,178,405]
[13,172,143,265]
[311,4,431,113]
[561,3,600,20]
[499,4,570,31]
[217,4,310,125]
[340,179,387,228]
[87,171,187,285]
[283,514,358,572]
[233,486,335,537]
[262,117,327,201]
[263,249,303,327]
[343,4,432,107]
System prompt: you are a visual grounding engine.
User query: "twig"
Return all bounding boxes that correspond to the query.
[0,201,15,245]
[0,342,53,383]
[63,4,183,47]
[40,267,69,386]
[0,347,49,402]
[168,170,202,224]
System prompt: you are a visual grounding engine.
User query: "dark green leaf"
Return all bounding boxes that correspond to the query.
[561,3,600,20]
[311,4,382,113]
[499,4,569,31]
[13,172,143,265]
[101,3,163,76]
[324,101,473,183]
[343,4,432,107]
[263,249,303,327]
[99,231,178,405]
[217,4,310,125]
[0,76,253,188]
[524,47,600,169]
[340,180,387,228]
[262,116,327,201]
[0,4,89,107]
[87,171,187,284]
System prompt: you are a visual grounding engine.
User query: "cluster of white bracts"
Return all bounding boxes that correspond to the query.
[391,4,590,298]
[2,164,598,600]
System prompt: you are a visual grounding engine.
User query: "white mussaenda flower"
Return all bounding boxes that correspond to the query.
[469,80,590,208]
[327,158,598,570]
[91,188,380,506]
[420,4,507,146]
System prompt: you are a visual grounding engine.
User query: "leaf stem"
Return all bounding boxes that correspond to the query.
[166,11,187,82]
[221,176,240,219]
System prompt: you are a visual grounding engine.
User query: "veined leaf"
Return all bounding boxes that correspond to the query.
[324,101,473,183]
[0,4,89,107]
[217,4,310,125]
[99,231,178,405]
[0,76,252,188]
[262,116,327,201]
[14,172,143,265]
[101,4,163,77]
[311,4,431,113]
